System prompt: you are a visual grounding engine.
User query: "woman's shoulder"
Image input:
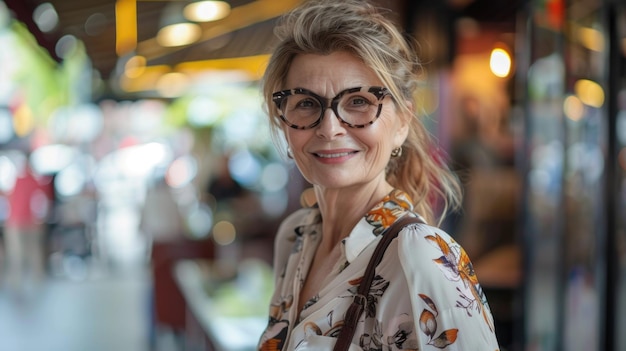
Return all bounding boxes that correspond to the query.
[391,218,486,293]
[392,218,468,270]
[390,217,499,347]
[389,213,451,240]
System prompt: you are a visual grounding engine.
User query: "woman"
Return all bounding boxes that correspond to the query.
[258,1,500,350]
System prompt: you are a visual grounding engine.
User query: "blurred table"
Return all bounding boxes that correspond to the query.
[174,259,269,351]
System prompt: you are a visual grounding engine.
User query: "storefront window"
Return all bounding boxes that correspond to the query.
[524,18,566,350]
[561,1,607,349]
[524,0,621,350]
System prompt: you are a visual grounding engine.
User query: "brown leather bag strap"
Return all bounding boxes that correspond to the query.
[333,215,424,351]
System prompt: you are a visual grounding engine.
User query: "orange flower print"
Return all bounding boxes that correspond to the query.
[418,294,458,348]
[366,190,413,234]
[425,233,495,332]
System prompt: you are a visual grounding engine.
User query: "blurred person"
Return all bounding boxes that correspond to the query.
[443,94,486,237]
[139,173,188,350]
[206,153,245,202]
[3,158,53,295]
[139,174,187,252]
[257,1,500,350]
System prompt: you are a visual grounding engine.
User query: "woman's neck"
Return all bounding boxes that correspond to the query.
[313,181,394,251]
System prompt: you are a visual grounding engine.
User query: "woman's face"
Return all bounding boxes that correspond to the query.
[281,51,409,191]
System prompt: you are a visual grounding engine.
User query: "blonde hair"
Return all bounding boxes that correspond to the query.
[262,0,461,225]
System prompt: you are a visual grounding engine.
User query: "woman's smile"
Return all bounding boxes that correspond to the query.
[312,149,359,162]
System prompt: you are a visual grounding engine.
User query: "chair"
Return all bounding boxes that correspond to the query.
[150,237,215,349]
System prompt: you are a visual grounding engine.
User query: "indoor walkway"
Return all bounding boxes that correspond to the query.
[0,262,152,351]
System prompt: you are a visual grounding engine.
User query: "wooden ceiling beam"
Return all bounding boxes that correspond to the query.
[135,0,303,61]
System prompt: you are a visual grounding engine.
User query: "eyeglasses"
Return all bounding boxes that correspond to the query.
[272,86,390,130]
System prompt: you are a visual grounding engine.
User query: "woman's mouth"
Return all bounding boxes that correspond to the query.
[314,151,356,158]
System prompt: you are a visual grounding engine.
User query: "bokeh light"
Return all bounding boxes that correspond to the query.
[212,220,236,245]
[574,79,604,108]
[564,95,585,121]
[490,48,512,78]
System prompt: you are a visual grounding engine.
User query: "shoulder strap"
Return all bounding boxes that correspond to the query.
[333,215,424,351]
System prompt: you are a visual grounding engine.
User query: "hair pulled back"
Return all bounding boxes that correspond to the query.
[262,0,461,224]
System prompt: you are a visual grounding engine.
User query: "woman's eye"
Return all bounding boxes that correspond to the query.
[346,96,372,107]
[295,98,319,109]
[351,97,367,105]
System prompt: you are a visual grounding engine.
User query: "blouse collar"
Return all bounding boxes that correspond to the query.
[343,189,415,263]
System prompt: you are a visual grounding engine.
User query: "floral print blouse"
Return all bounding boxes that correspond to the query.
[258,190,500,351]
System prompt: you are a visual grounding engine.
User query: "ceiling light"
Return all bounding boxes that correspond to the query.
[157,2,201,47]
[157,22,201,47]
[184,1,231,22]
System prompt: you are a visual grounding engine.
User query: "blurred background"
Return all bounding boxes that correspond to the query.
[0,0,623,350]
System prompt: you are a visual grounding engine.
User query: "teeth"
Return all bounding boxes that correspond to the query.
[316,152,352,158]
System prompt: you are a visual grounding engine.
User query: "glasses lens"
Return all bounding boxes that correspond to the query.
[336,90,381,126]
[279,93,322,128]
[276,87,386,129]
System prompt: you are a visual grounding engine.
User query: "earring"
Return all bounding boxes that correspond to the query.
[287,147,294,159]
[391,146,403,158]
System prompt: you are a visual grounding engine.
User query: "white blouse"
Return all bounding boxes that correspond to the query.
[258,190,500,351]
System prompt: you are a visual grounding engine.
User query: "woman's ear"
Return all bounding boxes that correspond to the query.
[393,100,412,147]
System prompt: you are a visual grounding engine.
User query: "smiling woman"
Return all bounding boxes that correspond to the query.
[257,1,501,350]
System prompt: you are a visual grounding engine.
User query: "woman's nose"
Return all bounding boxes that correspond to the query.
[315,107,347,139]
